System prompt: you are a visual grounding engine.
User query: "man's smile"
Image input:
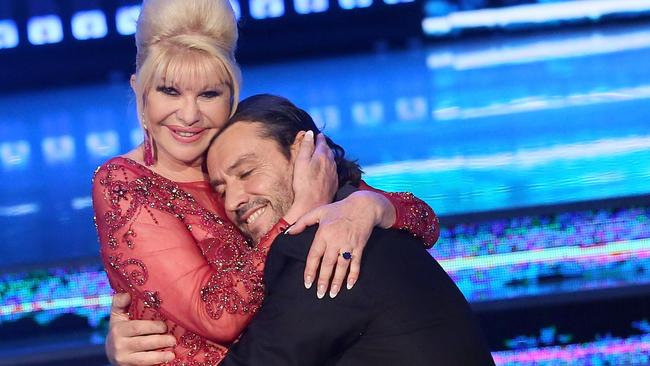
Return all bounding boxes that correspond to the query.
[244,205,267,225]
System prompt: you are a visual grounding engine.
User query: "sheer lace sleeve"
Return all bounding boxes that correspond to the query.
[358,180,440,248]
[92,160,264,345]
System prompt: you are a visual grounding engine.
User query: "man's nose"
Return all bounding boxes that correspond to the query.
[224,184,248,217]
[176,97,201,125]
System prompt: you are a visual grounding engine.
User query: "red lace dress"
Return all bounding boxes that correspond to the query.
[92,157,440,365]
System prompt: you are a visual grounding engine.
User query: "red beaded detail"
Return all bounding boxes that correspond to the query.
[93,157,269,365]
[357,181,441,248]
[384,191,441,248]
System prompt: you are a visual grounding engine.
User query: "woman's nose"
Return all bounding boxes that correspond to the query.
[177,97,201,125]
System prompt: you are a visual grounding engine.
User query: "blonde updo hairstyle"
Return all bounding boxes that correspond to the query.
[133,0,242,126]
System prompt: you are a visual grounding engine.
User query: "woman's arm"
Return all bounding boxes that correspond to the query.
[288,184,439,299]
[358,180,440,248]
[258,132,441,300]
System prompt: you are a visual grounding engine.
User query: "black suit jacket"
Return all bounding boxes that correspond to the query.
[222,226,495,366]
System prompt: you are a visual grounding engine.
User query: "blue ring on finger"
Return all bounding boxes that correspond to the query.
[341,251,352,260]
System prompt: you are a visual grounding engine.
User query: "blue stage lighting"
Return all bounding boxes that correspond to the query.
[116,5,141,36]
[27,15,64,45]
[1,141,30,170]
[130,128,143,148]
[249,0,285,19]
[383,0,414,4]
[351,101,384,125]
[422,0,650,36]
[395,96,428,121]
[42,136,75,164]
[308,106,341,130]
[338,0,373,10]
[0,20,19,49]
[294,0,329,14]
[71,10,108,40]
[85,131,119,158]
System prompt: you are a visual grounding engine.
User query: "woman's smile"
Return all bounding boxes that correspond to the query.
[166,125,209,143]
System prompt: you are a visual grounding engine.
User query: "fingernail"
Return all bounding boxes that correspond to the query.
[304,276,313,289]
[283,225,293,235]
[329,284,339,298]
[317,284,326,299]
[305,130,314,140]
[165,352,175,361]
[346,279,356,290]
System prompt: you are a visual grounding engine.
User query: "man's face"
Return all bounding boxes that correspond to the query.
[207,122,295,242]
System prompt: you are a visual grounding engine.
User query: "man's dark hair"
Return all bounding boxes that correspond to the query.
[227,94,362,188]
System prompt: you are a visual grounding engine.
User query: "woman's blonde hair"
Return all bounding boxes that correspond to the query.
[133,0,242,122]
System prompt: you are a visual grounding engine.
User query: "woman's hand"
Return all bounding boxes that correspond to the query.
[289,190,397,299]
[282,131,338,224]
[105,293,176,366]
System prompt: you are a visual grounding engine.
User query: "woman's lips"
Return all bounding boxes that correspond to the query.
[167,126,207,143]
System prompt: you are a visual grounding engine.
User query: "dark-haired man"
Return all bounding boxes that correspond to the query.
[210,95,495,365]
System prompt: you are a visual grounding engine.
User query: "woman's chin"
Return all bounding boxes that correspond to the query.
[159,150,206,167]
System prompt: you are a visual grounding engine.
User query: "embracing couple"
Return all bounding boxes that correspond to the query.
[101,94,494,366]
[93,0,494,365]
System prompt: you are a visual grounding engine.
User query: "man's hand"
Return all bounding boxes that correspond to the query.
[106,293,176,366]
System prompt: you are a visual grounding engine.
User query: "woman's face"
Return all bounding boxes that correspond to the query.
[140,68,231,169]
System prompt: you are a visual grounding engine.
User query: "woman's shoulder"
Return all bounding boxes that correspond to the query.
[101,155,146,170]
[93,156,150,185]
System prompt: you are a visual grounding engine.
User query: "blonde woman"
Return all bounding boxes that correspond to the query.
[93,0,440,364]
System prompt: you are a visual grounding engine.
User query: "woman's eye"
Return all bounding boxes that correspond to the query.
[157,86,179,96]
[201,90,221,98]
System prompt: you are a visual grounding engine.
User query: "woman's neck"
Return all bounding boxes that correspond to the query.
[123,147,207,183]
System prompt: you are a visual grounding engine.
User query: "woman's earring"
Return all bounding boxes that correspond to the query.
[143,121,155,166]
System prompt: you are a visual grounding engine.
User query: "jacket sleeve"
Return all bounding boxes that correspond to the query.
[221,232,370,366]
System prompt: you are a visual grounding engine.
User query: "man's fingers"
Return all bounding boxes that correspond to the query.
[118,351,175,366]
[110,293,132,321]
[115,320,168,337]
[107,322,170,366]
[126,334,176,353]
[329,253,351,298]
[112,292,132,309]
